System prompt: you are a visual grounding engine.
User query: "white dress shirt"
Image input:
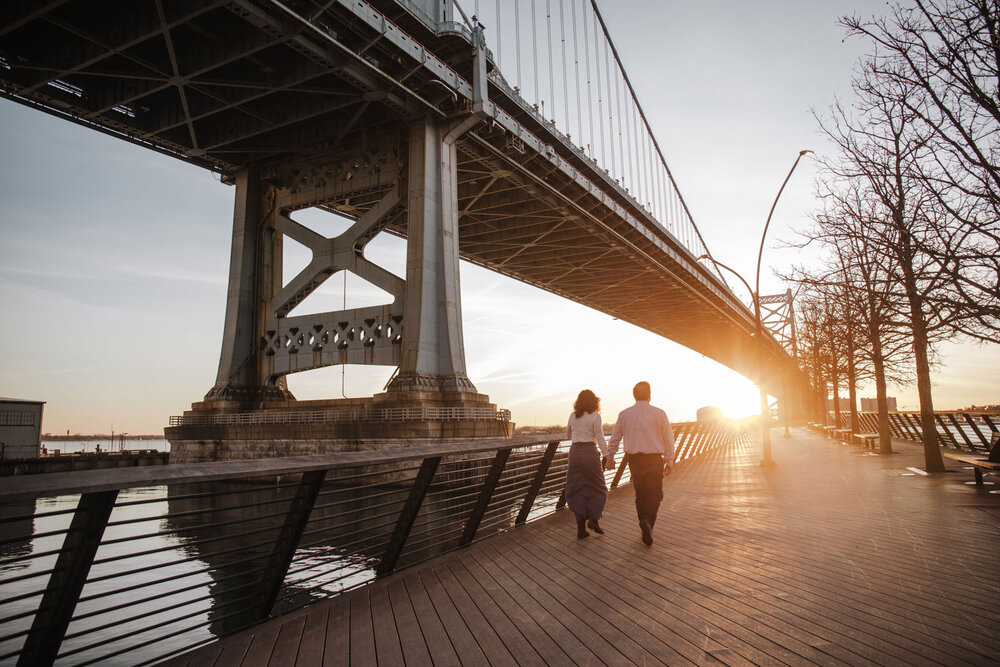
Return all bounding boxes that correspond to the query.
[608,401,675,461]
[566,411,610,457]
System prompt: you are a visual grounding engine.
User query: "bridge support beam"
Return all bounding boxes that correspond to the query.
[205,167,291,406]
[388,115,476,394]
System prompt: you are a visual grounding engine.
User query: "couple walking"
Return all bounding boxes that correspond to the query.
[565,381,674,545]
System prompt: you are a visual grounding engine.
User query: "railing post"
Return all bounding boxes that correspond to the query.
[962,413,990,448]
[377,456,441,577]
[947,414,976,451]
[515,442,559,525]
[933,414,957,449]
[18,490,118,667]
[459,448,511,546]
[256,469,327,621]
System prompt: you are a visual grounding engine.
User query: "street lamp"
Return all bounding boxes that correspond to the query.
[698,148,813,467]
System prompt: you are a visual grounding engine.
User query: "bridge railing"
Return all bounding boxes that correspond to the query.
[833,411,998,454]
[0,419,750,666]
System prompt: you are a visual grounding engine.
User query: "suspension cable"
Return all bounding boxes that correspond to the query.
[588,0,713,258]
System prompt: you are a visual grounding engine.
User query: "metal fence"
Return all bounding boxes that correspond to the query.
[0,420,750,666]
[832,411,998,455]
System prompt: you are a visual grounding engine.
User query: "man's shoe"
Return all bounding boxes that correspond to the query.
[587,519,604,535]
[577,519,589,539]
[639,519,653,546]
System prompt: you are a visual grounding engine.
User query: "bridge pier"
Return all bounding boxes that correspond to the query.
[169,115,511,462]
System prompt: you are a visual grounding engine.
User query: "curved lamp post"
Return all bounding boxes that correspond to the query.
[698,148,812,467]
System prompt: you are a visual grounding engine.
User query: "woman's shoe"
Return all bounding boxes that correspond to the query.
[587,519,604,534]
[577,519,589,539]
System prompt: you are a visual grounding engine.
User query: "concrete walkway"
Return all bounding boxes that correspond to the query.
[161,430,1000,666]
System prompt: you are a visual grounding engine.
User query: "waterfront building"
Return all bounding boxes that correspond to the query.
[860,397,897,412]
[0,398,44,459]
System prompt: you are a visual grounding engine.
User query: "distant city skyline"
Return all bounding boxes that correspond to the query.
[1,0,997,433]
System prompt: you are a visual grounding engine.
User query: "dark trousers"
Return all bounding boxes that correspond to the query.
[627,453,664,527]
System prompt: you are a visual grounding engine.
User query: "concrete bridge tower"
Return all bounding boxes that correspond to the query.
[166,3,513,461]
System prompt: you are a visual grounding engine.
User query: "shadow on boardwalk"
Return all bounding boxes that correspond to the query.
[162,430,1000,666]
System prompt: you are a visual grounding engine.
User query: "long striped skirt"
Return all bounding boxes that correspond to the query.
[566,442,608,521]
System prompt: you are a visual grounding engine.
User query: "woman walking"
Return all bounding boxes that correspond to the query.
[566,389,614,538]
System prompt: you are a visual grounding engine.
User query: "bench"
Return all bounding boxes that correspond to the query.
[854,433,878,449]
[943,451,1000,486]
[833,428,853,443]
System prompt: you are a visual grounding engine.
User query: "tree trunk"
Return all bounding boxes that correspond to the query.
[846,335,858,434]
[898,235,945,472]
[870,336,893,454]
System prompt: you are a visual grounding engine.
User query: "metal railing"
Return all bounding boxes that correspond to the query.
[831,411,998,454]
[0,419,751,666]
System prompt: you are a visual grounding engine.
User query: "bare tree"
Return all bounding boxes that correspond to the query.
[815,67,958,471]
[842,0,1000,337]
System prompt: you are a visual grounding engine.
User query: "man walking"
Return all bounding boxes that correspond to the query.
[608,381,675,545]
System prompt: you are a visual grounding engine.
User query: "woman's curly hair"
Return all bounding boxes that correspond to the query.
[573,389,600,418]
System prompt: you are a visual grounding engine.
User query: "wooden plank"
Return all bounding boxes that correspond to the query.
[384,578,432,665]
[365,584,403,665]
[461,547,636,666]
[424,564,518,667]
[211,635,255,667]
[293,606,328,667]
[449,558,571,665]
[322,593,350,665]
[401,573,461,666]
[264,616,306,667]
[238,623,283,667]
[519,528,830,667]
[445,558,548,666]
[416,568,489,665]
[348,591,376,667]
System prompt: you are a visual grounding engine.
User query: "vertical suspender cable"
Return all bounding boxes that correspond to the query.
[571,0,582,145]
[545,0,556,123]
[515,0,522,90]
[531,0,539,104]
[496,0,501,70]
[589,0,713,259]
[604,39,615,175]
[613,71,622,181]
[592,6,605,166]
[623,81,633,192]
[546,0,555,123]
[559,0,569,133]
[583,3,595,159]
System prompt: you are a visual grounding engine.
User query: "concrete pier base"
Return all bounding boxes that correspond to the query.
[166,392,514,464]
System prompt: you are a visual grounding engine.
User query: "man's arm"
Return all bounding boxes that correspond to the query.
[660,412,675,475]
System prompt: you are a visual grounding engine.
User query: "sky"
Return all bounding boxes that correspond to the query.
[1,0,997,435]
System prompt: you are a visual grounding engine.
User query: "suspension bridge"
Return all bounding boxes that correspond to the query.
[0,0,805,457]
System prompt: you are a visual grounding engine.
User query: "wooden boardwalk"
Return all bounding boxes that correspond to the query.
[162,430,1000,666]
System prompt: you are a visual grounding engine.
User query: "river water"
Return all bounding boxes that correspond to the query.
[0,448,580,666]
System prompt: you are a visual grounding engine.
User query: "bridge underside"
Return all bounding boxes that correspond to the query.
[0,0,802,395]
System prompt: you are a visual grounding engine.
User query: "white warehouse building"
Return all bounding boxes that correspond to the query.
[0,398,45,460]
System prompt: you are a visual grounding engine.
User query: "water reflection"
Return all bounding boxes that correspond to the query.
[0,447,576,665]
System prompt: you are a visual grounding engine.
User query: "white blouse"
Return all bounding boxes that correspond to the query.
[567,411,610,457]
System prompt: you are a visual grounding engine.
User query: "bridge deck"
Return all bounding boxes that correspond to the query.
[163,431,1000,666]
